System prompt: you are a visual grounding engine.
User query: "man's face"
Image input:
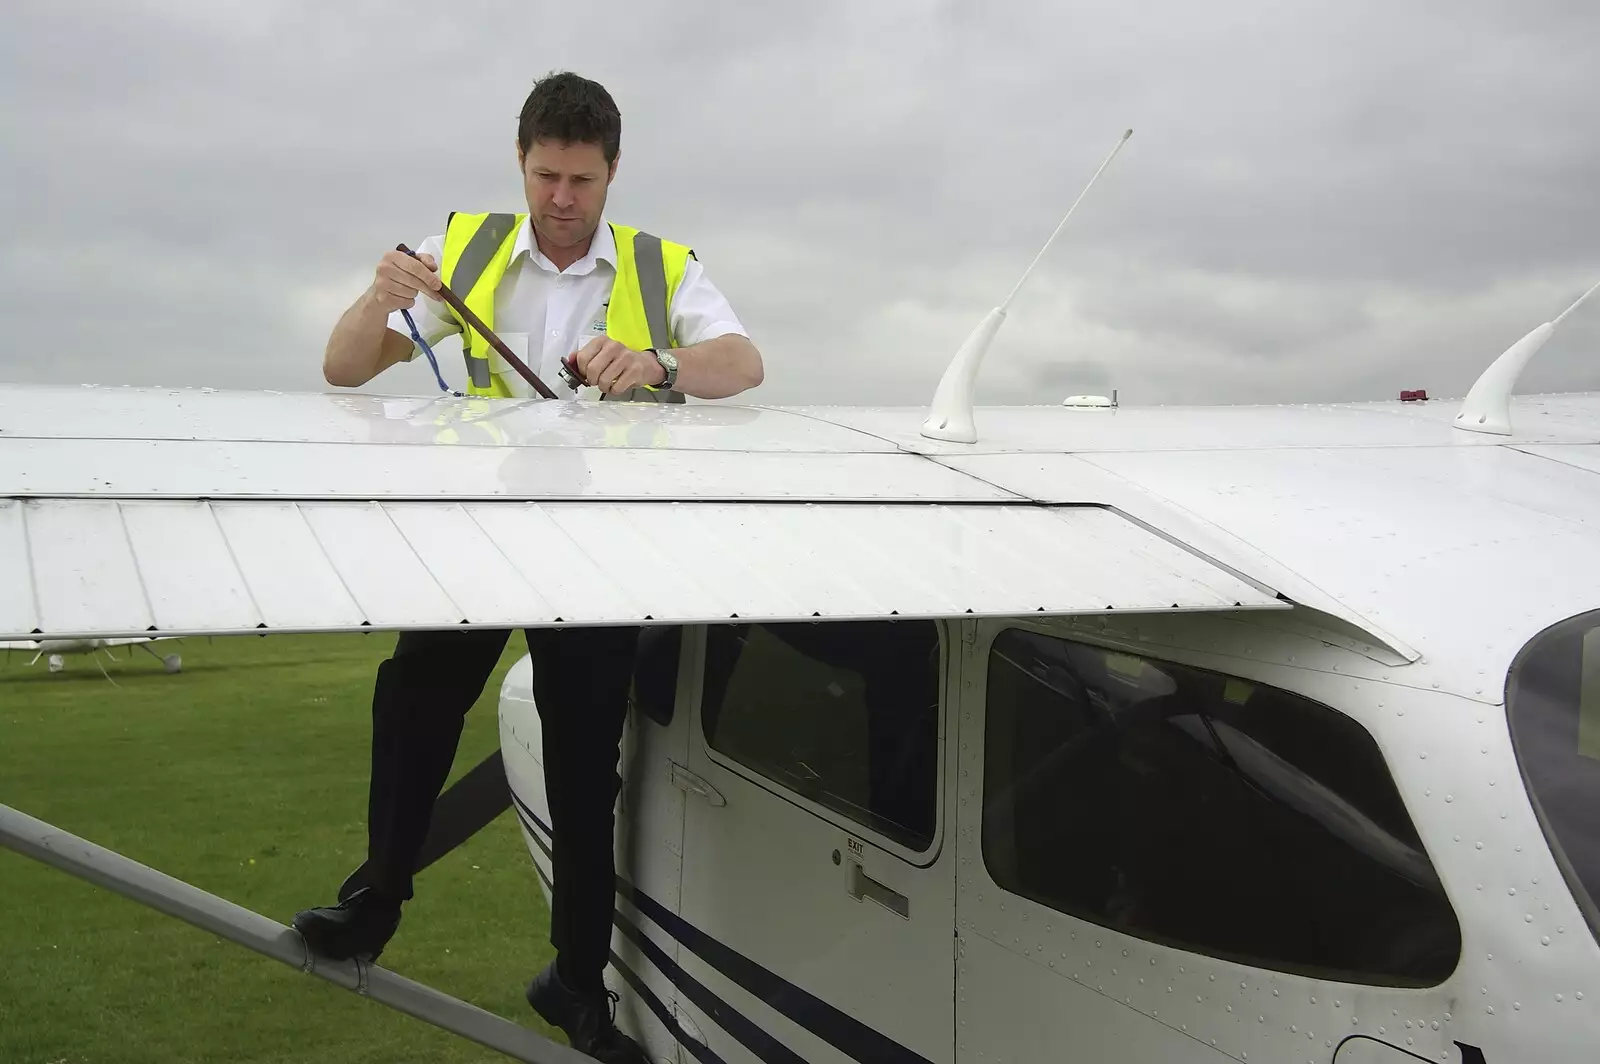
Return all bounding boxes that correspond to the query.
[518,137,615,249]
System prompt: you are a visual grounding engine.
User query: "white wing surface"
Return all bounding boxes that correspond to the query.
[0,385,1285,640]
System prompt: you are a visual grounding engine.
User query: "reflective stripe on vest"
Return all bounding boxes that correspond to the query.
[438,212,692,402]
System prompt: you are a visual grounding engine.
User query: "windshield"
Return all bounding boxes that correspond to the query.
[1508,609,1600,942]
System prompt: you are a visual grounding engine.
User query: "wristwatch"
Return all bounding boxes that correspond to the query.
[649,348,678,390]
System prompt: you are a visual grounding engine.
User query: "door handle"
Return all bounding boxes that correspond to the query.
[669,761,725,807]
[848,861,909,919]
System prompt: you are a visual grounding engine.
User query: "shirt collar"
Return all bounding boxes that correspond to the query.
[514,214,616,275]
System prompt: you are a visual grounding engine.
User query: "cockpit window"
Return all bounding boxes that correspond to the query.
[1507,610,1600,943]
[981,628,1462,986]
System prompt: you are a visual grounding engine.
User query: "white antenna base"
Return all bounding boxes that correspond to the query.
[1453,278,1598,436]
[1453,322,1553,435]
[919,307,1006,443]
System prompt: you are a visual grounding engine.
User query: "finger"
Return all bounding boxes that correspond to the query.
[377,251,435,294]
[572,335,608,373]
[376,276,422,303]
[583,344,623,381]
[606,357,641,394]
[376,268,437,306]
[588,354,619,390]
[395,253,441,291]
[415,254,443,298]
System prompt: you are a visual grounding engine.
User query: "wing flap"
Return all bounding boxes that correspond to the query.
[464,503,642,624]
[210,503,367,630]
[0,502,38,635]
[122,501,263,631]
[296,502,464,627]
[384,503,558,627]
[0,499,1285,640]
[27,501,153,635]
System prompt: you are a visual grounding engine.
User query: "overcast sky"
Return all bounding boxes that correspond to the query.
[2,0,1596,409]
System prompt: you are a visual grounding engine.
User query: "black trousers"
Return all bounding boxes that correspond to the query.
[364,624,640,989]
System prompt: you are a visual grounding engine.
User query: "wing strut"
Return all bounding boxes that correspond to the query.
[0,802,590,1064]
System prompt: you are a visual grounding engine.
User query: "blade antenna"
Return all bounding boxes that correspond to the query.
[1455,277,1600,435]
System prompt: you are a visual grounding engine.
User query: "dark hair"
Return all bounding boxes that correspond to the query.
[517,71,621,164]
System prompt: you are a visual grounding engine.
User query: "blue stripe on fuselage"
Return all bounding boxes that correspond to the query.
[509,790,933,1064]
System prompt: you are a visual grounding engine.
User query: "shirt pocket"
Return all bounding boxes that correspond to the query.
[487,332,528,377]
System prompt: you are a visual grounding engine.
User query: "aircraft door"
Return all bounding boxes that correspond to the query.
[674,619,958,1064]
[612,624,697,1057]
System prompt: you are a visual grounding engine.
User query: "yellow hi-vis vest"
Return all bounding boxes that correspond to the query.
[439,211,692,402]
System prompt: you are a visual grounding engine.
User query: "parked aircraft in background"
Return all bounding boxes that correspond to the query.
[1,636,181,679]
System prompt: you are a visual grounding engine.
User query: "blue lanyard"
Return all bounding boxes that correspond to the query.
[401,308,463,397]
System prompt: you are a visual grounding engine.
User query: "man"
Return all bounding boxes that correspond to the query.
[297,71,763,1064]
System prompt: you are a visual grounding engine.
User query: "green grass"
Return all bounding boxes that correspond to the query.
[0,632,564,1064]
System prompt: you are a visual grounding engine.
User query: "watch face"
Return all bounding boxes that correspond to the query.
[656,350,678,388]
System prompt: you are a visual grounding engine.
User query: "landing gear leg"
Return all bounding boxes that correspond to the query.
[136,642,182,673]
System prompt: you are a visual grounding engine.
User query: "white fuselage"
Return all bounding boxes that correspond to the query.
[499,605,1600,1064]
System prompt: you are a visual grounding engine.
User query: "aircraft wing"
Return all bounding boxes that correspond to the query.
[0,385,1283,641]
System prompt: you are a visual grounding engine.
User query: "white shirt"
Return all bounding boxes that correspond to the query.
[387,214,747,398]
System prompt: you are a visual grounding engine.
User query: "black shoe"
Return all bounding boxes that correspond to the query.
[525,962,648,1063]
[291,886,402,962]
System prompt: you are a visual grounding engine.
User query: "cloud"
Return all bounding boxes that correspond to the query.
[1,0,1595,409]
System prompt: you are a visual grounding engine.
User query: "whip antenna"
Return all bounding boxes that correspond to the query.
[1003,128,1133,312]
[1553,278,1600,328]
[921,128,1133,444]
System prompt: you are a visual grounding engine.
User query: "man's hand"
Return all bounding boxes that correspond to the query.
[572,337,666,395]
[367,249,442,312]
